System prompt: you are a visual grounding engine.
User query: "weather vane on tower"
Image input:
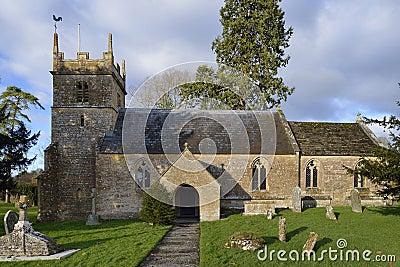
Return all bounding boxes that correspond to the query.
[53,15,62,33]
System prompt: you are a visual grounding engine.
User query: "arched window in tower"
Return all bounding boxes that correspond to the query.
[354,161,365,188]
[76,81,89,103]
[136,160,151,189]
[251,158,269,191]
[306,160,319,188]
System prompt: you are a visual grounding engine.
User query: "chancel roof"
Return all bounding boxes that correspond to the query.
[288,121,379,156]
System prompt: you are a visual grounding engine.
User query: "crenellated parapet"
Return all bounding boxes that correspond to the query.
[51,33,126,94]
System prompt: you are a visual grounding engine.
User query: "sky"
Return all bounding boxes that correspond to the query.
[0,0,399,170]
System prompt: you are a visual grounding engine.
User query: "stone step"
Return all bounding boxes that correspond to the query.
[141,263,197,267]
[153,245,198,253]
[141,254,199,265]
[160,237,199,244]
[155,242,198,248]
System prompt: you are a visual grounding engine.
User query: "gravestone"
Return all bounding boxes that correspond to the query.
[302,232,318,257]
[18,195,29,222]
[325,205,337,220]
[86,188,101,225]
[5,189,9,203]
[3,210,18,235]
[266,209,273,220]
[0,195,64,256]
[278,217,286,242]
[350,189,362,213]
[292,187,302,212]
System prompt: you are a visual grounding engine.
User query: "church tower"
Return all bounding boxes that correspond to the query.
[38,32,126,221]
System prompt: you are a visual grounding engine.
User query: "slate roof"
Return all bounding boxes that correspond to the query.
[100,108,295,155]
[288,121,378,156]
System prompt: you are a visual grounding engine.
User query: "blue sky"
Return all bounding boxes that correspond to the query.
[0,0,399,170]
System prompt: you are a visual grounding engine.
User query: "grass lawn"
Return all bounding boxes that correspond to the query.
[0,203,171,267]
[200,205,400,267]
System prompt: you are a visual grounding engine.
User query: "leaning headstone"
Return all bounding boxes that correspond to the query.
[3,210,18,235]
[326,205,337,220]
[86,188,101,225]
[303,232,318,257]
[278,217,287,242]
[350,189,362,213]
[0,195,64,256]
[266,209,273,220]
[292,187,302,212]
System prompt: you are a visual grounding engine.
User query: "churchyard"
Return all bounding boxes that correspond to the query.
[0,202,399,266]
[0,203,170,266]
[201,205,400,266]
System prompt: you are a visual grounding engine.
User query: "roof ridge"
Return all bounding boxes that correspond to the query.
[288,121,358,124]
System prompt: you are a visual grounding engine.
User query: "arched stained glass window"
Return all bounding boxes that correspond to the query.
[136,160,151,189]
[251,158,269,191]
[306,160,319,188]
[354,161,365,188]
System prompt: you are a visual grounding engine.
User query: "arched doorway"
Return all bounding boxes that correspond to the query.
[175,184,199,220]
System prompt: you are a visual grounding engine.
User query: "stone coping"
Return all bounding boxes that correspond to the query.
[0,249,80,262]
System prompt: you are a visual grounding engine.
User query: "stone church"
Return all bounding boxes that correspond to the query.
[38,33,387,222]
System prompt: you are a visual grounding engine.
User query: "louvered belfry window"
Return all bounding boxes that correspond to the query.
[76,81,89,103]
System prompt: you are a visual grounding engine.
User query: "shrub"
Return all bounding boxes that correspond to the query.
[140,181,175,225]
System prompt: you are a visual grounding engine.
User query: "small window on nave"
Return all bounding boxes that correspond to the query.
[306,160,319,188]
[251,158,269,191]
[136,160,151,189]
[354,161,365,188]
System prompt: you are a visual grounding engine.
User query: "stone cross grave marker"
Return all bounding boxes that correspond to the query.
[292,187,302,212]
[326,205,337,220]
[86,188,101,225]
[266,209,273,220]
[278,217,287,242]
[18,195,29,221]
[350,189,362,213]
[302,232,318,257]
[3,210,18,235]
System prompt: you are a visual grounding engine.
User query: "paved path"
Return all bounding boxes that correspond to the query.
[139,223,200,267]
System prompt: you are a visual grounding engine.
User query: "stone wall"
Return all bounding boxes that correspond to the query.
[48,106,118,220]
[96,153,141,219]
[300,156,381,206]
[37,143,60,222]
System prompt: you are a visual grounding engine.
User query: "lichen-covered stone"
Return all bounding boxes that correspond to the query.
[225,232,265,251]
[326,205,337,220]
[0,227,63,256]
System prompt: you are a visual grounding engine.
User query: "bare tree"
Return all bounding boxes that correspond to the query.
[130,69,191,109]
